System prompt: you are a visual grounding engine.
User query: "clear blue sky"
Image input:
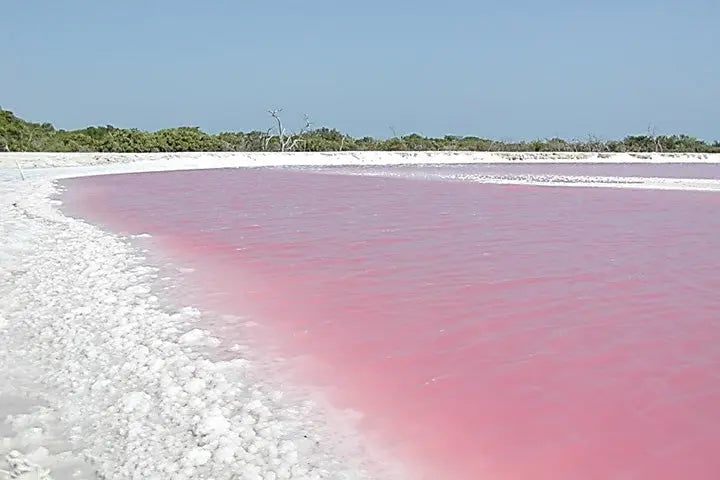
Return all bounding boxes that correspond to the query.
[2,0,718,140]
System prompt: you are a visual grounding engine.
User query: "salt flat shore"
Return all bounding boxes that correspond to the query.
[1,150,719,172]
[1,151,719,479]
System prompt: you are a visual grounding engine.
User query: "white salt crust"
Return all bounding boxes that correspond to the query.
[2,151,719,479]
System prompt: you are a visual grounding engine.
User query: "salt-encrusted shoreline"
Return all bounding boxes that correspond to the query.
[0,161,397,480]
[337,170,720,192]
[1,150,719,172]
[1,152,719,479]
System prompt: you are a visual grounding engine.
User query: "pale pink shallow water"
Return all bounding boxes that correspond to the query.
[61,168,720,479]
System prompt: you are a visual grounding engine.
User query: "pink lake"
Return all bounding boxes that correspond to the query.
[61,167,720,479]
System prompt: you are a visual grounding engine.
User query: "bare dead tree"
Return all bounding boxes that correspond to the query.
[265,108,312,152]
[339,135,346,152]
[389,126,398,139]
[285,114,312,152]
[648,124,663,152]
[267,109,313,152]
[268,109,288,151]
[301,114,312,131]
[262,127,274,151]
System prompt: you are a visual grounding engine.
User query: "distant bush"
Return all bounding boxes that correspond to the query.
[1,109,718,154]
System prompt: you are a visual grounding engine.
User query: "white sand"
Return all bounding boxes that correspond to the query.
[1,151,719,479]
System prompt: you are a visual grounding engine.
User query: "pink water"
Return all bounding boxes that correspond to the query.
[61,167,720,479]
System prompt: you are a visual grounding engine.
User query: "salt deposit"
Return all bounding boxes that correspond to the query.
[1,151,719,479]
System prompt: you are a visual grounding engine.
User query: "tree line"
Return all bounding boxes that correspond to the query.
[2,108,718,154]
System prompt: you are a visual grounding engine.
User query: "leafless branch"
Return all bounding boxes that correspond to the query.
[268,110,314,152]
[268,109,289,151]
[648,124,663,152]
[262,127,273,151]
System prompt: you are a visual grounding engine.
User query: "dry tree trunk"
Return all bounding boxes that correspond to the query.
[268,109,287,151]
[262,127,273,151]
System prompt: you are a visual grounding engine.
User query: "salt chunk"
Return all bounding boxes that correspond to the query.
[214,446,235,463]
[121,391,152,414]
[178,329,206,345]
[185,447,212,466]
[197,415,231,437]
[185,378,206,395]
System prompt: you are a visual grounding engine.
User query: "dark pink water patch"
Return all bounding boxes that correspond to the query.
[61,168,720,479]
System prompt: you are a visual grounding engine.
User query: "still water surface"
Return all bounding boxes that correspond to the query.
[62,166,720,479]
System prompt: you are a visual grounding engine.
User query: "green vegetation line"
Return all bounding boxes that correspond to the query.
[2,109,718,153]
